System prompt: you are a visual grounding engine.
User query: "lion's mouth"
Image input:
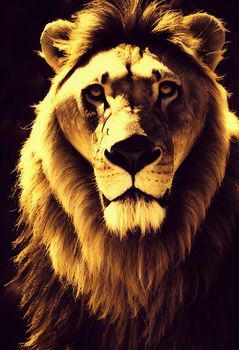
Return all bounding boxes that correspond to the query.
[102,188,170,208]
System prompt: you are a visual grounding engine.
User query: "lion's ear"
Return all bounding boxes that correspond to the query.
[40,20,75,72]
[183,13,226,71]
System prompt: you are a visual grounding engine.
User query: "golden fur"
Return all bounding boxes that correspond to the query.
[14,1,239,349]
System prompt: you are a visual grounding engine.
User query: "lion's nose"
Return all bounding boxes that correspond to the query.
[104,134,161,175]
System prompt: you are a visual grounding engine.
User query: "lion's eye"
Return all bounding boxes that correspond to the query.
[159,81,178,97]
[84,84,105,103]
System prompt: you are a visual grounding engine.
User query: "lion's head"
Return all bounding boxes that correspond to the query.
[39,2,227,239]
[16,1,239,349]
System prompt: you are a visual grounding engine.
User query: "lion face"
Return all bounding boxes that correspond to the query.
[56,44,207,237]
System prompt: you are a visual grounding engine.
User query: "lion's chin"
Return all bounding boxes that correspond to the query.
[103,197,166,239]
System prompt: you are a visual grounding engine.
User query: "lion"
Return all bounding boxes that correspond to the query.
[14,0,239,349]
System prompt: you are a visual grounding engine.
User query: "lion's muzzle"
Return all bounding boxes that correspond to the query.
[104,134,162,176]
[94,132,172,237]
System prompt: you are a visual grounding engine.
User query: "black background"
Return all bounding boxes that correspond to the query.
[1,0,238,348]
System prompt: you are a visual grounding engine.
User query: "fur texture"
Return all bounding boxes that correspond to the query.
[14,1,239,349]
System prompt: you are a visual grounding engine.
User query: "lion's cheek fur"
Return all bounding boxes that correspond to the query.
[55,97,95,163]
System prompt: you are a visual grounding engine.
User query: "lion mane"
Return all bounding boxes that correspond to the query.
[14,0,239,349]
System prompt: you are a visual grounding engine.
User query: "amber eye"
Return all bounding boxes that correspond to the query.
[84,84,105,102]
[159,81,178,97]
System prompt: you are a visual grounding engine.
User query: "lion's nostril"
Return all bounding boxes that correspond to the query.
[105,149,130,172]
[137,148,161,171]
[104,135,161,174]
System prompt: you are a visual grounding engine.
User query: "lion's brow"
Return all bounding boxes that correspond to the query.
[101,72,109,84]
[126,63,133,79]
[100,66,133,86]
[152,69,161,81]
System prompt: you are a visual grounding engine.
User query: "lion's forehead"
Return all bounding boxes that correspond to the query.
[71,45,180,92]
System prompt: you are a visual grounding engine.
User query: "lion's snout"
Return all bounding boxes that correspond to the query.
[104,134,162,175]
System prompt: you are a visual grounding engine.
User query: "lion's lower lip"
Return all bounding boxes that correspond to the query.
[114,188,154,203]
[102,188,170,208]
